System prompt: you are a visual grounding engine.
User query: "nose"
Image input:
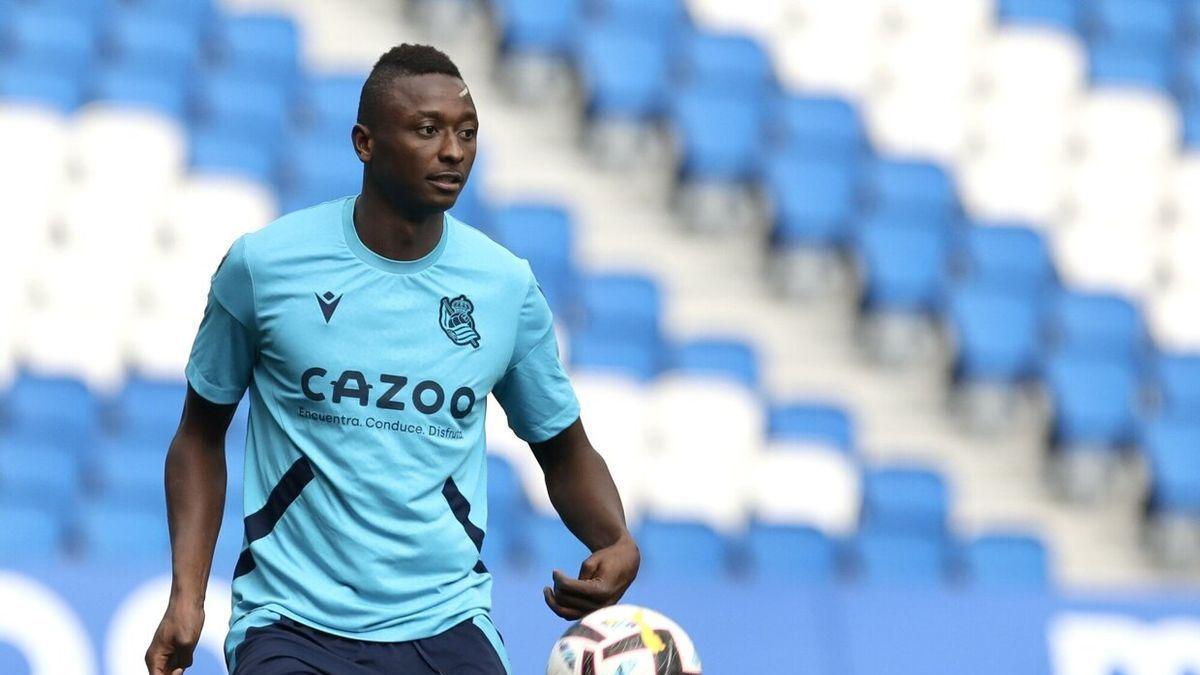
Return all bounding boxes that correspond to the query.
[438,131,464,165]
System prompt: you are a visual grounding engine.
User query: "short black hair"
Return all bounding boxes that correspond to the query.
[357,44,463,127]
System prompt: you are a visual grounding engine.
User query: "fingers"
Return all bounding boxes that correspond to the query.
[543,585,585,620]
[552,569,611,603]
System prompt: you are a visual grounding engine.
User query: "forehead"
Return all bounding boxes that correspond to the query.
[382,73,476,120]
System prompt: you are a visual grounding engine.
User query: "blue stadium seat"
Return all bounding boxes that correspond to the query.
[855,217,950,313]
[123,0,216,27]
[5,6,97,74]
[189,127,276,183]
[959,224,1056,292]
[569,330,661,381]
[947,283,1042,383]
[485,456,524,564]
[746,523,836,582]
[1142,420,1200,516]
[4,374,99,449]
[524,515,592,575]
[0,439,79,509]
[1086,0,1178,45]
[669,86,763,182]
[770,95,867,160]
[213,13,300,85]
[766,403,854,451]
[103,10,201,81]
[78,501,170,562]
[578,24,670,120]
[494,0,584,57]
[195,72,292,148]
[861,467,949,536]
[489,204,576,312]
[961,534,1050,588]
[1088,39,1171,91]
[89,448,164,509]
[277,137,362,214]
[593,0,688,37]
[676,31,773,95]
[997,0,1080,32]
[1045,352,1140,449]
[636,519,727,578]
[579,273,661,345]
[863,159,958,218]
[1154,353,1200,420]
[1185,101,1200,149]
[766,154,857,248]
[448,176,491,232]
[21,0,113,21]
[0,60,82,111]
[1048,291,1146,359]
[0,504,62,561]
[91,67,187,118]
[117,378,185,443]
[852,531,946,586]
[669,338,759,389]
[299,74,365,141]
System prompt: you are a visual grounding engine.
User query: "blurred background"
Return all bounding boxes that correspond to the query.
[1,0,1200,673]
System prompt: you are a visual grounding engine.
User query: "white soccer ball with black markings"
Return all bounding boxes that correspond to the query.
[546,604,702,675]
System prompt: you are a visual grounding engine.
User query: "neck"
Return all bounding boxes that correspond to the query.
[353,182,444,262]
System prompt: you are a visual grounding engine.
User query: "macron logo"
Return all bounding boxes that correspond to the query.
[315,291,342,323]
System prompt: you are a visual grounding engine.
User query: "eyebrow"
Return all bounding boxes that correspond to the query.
[414,109,478,122]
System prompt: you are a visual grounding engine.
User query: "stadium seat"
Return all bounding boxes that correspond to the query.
[189,127,276,184]
[947,283,1042,384]
[770,95,866,160]
[765,154,857,248]
[3,374,99,449]
[860,467,949,536]
[123,0,216,26]
[70,106,187,191]
[669,86,764,182]
[1053,225,1159,299]
[751,448,860,534]
[489,204,576,312]
[298,74,366,141]
[578,273,662,345]
[1085,0,1178,45]
[960,533,1050,588]
[1153,353,1200,420]
[851,531,947,586]
[524,515,592,574]
[89,448,165,509]
[484,454,525,562]
[1075,91,1180,165]
[766,403,854,451]
[4,6,97,74]
[0,439,79,509]
[493,0,583,57]
[771,14,877,98]
[854,217,950,313]
[1149,287,1200,351]
[959,224,1056,292]
[635,519,727,578]
[0,504,62,561]
[959,155,1067,224]
[569,330,660,382]
[997,0,1080,32]
[116,377,185,445]
[1045,352,1140,449]
[577,24,670,121]
[676,31,773,96]
[78,501,170,562]
[1087,39,1172,92]
[91,67,187,119]
[1143,420,1200,516]
[1047,291,1147,359]
[212,13,301,85]
[103,10,201,81]
[745,523,836,582]
[0,61,82,111]
[595,0,687,37]
[569,373,650,520]
[1063,161,1167,225]
[978,29,1086,103]
[195,72,292,148]
[668,338,759,390]
[277,137,362,214]
[861,159,958,218]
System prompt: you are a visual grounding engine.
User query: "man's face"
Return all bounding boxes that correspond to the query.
[355,73,478,214]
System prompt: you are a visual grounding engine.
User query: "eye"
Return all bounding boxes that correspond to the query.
[458,128,476,141]
[418,125,438,136]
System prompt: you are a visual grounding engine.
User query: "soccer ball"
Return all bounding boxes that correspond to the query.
[546,604,702,675]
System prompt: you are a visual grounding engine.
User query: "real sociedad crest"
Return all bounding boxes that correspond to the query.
[439,295,481,348]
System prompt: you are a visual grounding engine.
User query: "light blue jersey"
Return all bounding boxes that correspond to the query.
[184,196,579,670]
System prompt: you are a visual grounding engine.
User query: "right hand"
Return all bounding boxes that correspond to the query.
[145,602,205,675]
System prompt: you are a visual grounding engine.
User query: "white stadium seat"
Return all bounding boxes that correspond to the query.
[977,28,1086,105]
[686,0,789,40]
[0,104,69,254]
[124,313,200,380]
[879,0,993,43]
[648,375,765,460]
[771,4,886,98]
[1063,163,1169,226]
[960,154,1067,223]
[1053,224,1162,299]
[866,89,970,163]
[164,177,279,262]
[1149,286,1200,350]
[1169,153,1200,229]
[1164,227,1200,290]
[19,308,126,393]
[966,98,1077,161]
[751,445,861,535]
[1073,91,1180,166]
[572,372,651,523]
[640,450,752,532]
[69,105,187,194]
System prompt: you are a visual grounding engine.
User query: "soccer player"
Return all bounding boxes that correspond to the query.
[145,44,640,675]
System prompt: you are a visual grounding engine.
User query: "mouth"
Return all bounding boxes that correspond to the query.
[427,172,464,192]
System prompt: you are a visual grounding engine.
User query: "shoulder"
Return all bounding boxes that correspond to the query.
[240,196,351,267]
[445,213,535,286]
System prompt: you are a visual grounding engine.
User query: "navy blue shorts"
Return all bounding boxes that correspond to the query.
[230,615,509,674]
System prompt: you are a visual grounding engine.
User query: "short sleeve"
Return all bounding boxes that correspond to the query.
[184,237,258,405]
[492,266,580,443]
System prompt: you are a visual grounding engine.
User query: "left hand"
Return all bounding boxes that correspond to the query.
[543,533,640,620]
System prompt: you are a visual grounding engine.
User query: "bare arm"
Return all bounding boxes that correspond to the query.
[531,418,640,620]
[146,385,239,675]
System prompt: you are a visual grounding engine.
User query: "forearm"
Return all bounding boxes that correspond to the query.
[541,441,630,552]
[164,432,227,607]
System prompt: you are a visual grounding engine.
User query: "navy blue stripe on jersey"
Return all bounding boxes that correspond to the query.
[234,457,315,579]
[441,476,488,574]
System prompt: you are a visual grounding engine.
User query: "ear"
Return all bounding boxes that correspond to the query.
[351,123,372,162]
